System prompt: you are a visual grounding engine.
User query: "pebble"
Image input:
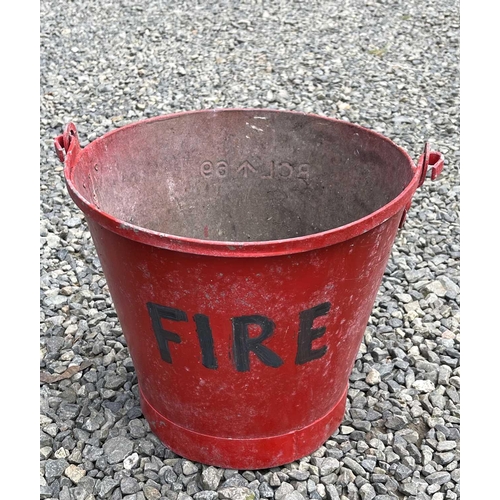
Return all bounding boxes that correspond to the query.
[182,460,199,476]
[103,437,134,464]
[194,492,219,500]
[275,482,294,500]
[259,482,274,498]
[143,484,161,500]
[366,369,381,385]
[124,452,140,470]
[424,281,448,298]
[64,464,86,484]
[121,476,141,495]
[436,441,457,452]
[219,487,256,500]
[426,472,451,485]
[283,493,305,500]
[325,484,340,500]
[287,470,310,481]
[99,477,119,497]
[413,379,436,393]
[319,458,340,476]
[359,483,376,500]
[342,457,366,477]
[201,466,222,491]
[45,459,69,482]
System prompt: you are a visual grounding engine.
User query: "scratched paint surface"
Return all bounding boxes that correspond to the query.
[60,109,425,468]
[85,213,401,467]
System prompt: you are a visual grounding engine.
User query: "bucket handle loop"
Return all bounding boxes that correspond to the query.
[54,122,81,165]
[399,143,445,228]
[417,142,445,187]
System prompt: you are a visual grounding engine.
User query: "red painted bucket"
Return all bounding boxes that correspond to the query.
[55,109,443,469]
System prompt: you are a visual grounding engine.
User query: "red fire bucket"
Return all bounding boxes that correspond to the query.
[55,109,443,469]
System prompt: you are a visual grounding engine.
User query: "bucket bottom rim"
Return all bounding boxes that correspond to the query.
[139,384,348,469]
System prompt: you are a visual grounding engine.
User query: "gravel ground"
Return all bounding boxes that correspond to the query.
[40,1,460,500]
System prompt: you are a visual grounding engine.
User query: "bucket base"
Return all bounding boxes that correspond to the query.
[139,385,348,470]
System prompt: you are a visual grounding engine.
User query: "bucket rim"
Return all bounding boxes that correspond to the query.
[63,108,421,258]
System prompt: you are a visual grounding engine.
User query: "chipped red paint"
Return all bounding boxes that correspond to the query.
[55,109,443,469]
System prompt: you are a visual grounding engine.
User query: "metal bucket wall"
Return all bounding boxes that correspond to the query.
[55,109,443,469]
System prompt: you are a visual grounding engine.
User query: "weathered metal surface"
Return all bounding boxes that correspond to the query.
[55,109,443,469]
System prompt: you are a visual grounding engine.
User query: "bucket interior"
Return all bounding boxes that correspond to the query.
[72,110,414,242]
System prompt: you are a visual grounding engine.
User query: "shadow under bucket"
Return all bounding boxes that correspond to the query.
[55,109,444,469]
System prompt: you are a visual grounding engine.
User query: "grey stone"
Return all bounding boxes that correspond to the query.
[413,379,436,392]
[287,470,310,481]
[221,475,249,489]
[337,468,355,486]
[242,472,256,482]
[144,484,161,500]
[316,483,326,499]
[435,452,455,466]
[437,276,460,298]
[201,466,222,491]
[59,485,72,500]
[352,420,371,432]
[384,415,408,430]
[436,441,457,452]
[275,482,294,500]
[423,281,448,297]
[306,479,316,494]
[59,403,81,419]
[325,484,340,500]
[218,487,256,500]
[340,425,354,435]
[319,458,340,476]
[320,473,337,485]
[99,477,119,497]
[121,476,141,495]
[366,369,381,385]
[394,464,412,481]
[194,492,219,500]
[396,429,420,444]
[398,481,418,496]
[128,419,147,439]
[103,437,134,464]
[45,459,69,482]
[342,457,366,476]
[425,472,451,485]
[40,485,53,499]
[187,481,202,496]
[359,483,376,500]
[282,493,304,500]
[64,464,86,484]
[110,489,123,500]
[76,477,96,497]
[361,459,377,473]
[162,466,178,484]
[105,372,128,389]
[258,482,274,498]
[69,486,91,500]
[124,453,140,470]
[182,460,199,476]
[269,473,281,487]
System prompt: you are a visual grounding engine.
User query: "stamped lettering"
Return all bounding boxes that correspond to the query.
[216,161,228,177]
[200,161,213,177]
[200,159,312,180]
